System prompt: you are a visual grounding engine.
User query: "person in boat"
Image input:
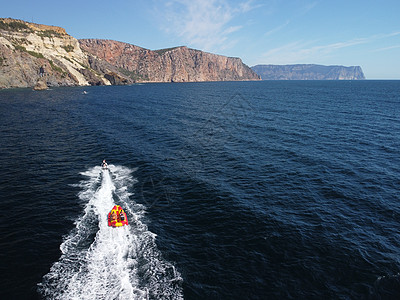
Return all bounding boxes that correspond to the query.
[101,159,108,168]
[111,211,117,221]
[120,210,125,221]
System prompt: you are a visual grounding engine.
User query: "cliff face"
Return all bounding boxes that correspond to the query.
[0,18,118,89]
[79,39,260,82]
[2,18,367,89]
[251,64,365,80]
[0,19,259,89]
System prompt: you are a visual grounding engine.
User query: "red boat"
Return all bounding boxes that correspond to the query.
[107,205,128,227]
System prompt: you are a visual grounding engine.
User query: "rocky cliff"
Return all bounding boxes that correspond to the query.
[0,18,259,89]
[0,18,118,89]
[79,39,260,82]
[251,64,365,80]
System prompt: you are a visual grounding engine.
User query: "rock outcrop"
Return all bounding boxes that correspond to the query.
[79,39,260,82]
[0,18,260,89]
[251,64,365,80]
[33,79,48,90]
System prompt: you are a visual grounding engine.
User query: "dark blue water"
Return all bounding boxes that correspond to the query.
[0,81,399,299]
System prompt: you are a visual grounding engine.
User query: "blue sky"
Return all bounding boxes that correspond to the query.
[2,0,400,79]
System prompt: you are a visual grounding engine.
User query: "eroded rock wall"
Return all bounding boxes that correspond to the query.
[79,39,261,82]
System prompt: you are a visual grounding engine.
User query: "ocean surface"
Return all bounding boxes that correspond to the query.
[0,80,399,299]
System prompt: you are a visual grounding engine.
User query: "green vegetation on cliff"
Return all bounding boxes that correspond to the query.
[62,45,74,52]
[37,30,63,38]
[154,47,181,56]
[13,44,44,59]
[118,68,148,81]
[48,60,64,73]
[0,21,31,32]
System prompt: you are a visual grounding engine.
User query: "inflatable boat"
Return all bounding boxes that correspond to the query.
[107,205,128,227]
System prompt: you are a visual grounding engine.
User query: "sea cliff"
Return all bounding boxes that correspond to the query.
[251,64,365,80]
[0,18,260,89]
[79,39,260,83]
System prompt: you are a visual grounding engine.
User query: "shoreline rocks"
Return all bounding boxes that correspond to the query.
[33,79,48,90]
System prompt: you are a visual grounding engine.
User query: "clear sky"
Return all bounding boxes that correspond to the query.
[2,0,400,79]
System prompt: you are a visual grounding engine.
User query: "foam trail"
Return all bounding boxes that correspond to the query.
[38,165,183,299]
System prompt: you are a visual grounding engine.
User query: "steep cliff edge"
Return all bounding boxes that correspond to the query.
[79,39,260,82]
[0,18,122,89]
[0,19,259,89]
[251,64,365,80]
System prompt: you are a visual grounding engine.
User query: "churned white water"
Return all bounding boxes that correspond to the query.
[38,165,183,300]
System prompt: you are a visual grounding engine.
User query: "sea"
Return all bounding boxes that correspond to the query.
[0,80,399,300]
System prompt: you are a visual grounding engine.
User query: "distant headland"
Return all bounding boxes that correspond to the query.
[251,64,365,80]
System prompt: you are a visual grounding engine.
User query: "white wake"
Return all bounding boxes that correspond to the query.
[38,165,183,300]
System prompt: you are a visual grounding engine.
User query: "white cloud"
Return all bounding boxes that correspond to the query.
[159,0,256,52]
[237,0,263,13]
[260,32,400,64]
[262,2,316,38]
[223,25,242,35]
[378,31,400,38]
[264,20,290,37]
[301,1,318,15]
[372,45,400,52]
